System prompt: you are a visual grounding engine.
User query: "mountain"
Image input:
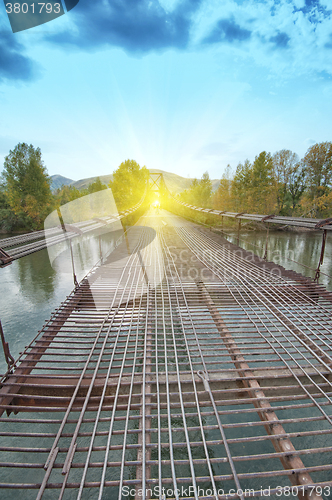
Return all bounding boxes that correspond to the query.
[71,174,112,191]
[50,170,220,194]
[50,175,74,191]
[50,174,112,192]
[149,169,220,194]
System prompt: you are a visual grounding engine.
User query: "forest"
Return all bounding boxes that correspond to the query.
[0,141,331,233]
[180,143,332,219]
[0,144,148,232]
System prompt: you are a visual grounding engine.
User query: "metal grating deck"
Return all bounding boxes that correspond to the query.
[0,210,332,500]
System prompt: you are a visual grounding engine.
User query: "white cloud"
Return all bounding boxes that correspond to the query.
[292,0,305,8]
[191,0,332,78]
[158,0,182,12]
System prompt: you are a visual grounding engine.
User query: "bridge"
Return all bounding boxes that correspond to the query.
[0,179,332,500]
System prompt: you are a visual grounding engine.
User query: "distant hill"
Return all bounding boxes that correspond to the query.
[50,174,111,192]
[149,169,220,194]
[50,170,220,194]
[50,175,74,191]
[71,174,113,191]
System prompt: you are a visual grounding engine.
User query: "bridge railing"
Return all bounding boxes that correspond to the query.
[167,195,332,231]
[0,189,147,267]
[163,187,332,283]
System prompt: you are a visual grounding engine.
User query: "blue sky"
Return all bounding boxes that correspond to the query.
[0,0,332,181]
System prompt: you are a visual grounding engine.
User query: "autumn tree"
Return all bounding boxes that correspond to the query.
[109,159,149,211]
[195,172,212,207]
[0,177,20,231]
[250,151,275,212]
[231,153,275,213]
[54,185,84,206]
[272,149,300,213]
[288,160,307,210]
[180,172,212,208]
[2,143,53,227]
[213,165,233,211]
[87,177,107,194]
[231,159,252,211]
[303,142,332,199]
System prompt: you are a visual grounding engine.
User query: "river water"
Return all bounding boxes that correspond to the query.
[222,229,332,292]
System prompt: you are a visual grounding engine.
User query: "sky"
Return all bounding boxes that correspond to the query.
[0,0,332,182]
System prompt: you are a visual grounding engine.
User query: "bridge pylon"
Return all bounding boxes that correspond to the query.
[148,171,165,193]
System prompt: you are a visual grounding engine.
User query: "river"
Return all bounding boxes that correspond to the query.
[222,228,332,291]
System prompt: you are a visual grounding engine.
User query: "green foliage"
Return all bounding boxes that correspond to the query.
[288,160,307,211]
[55,178,107,207]
[87,177,107,194]
[272,149,305,214]
[54,185,83,206]
[179,172,212,208]
[230,153,275,213]
[231,159,252,211]
[303,142,332,199]
[2,143,53,229]
[213,143,332,218]
[178,143,331,219]
[109,159,149,211]
[251,151,275,213]
[213,166,233,211]
[0,208,29,232]
[0,179,10,210]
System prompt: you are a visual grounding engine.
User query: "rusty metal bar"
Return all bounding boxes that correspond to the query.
[0,321,15,373]
[196,281,321,500]
[0,195,145,266]
[263,222,269,260]
[0,247,13,266]
[314,229,327,282]
[1,209,332,499]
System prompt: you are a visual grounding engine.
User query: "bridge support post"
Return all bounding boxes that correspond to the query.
[0,320,15,372]
[237,218,241,246]
[263,223,269,261]
[314,229,327,282]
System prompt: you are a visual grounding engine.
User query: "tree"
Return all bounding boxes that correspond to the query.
[2,143,53,227]
[0,177,22,231]
[0,177,9,210]
[54,184,85,206]
[231,152,275,213]
[180,172,212,208]
[303,142,332,199]
[272,149,299,213]
[213,165,233,211]
[250,151,275,213]
[288,160,307,210]
[191,171,212,207]
[231,159,252,211]
[87,177,107,194]
[109,159,149,211]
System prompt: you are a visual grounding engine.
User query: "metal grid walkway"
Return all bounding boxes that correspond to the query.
[0,210,332,499]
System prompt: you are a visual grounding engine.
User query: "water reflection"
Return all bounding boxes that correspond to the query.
[0,247,74,375]
[15,247,57,302]
[224,230,332,292]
